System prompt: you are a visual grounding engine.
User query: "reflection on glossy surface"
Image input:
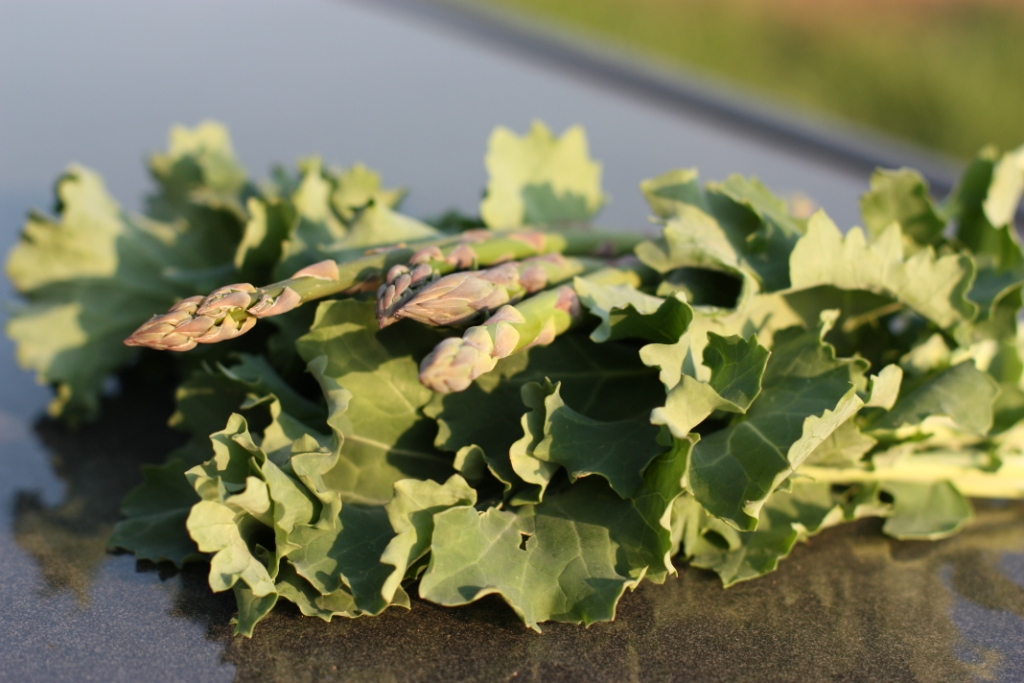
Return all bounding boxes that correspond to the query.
[12,369,183,603]
[9,372,1024,682]
[166,509,1023,683]
[0,368,234,682]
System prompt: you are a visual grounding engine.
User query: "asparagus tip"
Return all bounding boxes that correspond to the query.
[123,285,260,351]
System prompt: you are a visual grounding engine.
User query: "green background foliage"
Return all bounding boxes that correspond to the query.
[476,0,1024,159]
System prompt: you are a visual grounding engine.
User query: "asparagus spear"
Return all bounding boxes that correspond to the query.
[418,264,645,393]
[123,251,413,352]
[377,253,602,329]
[124,229,643,352]
[375,230,642,324]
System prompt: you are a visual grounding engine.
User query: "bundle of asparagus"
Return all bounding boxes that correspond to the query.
[8,120,1024,636]
[123,229,640,352]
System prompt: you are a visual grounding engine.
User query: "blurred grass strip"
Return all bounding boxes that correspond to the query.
[477,0,1024,158]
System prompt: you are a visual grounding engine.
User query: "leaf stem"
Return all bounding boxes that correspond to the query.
[840,301,905,334]
[799,454,1024,499]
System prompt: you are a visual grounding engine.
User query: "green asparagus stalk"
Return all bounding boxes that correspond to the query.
[418,264,645,393]
[377,253,603,329]
[124,229,644,352]
[123,253,405,352]
[375,229,644,324]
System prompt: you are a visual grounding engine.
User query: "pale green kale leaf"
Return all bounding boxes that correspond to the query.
[480,121,605,228]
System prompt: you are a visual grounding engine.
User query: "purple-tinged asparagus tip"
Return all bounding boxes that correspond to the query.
[123,283,262,352]
[418,321,521,393]
[124,296,205,351]
[375,263,438,329]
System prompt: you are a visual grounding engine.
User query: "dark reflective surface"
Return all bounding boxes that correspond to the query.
[2,1,1024,681]
[194,512,1024,682]
[7,375,1024,681]
[0,0,871,229]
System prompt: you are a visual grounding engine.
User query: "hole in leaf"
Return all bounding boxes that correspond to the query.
[660,267,742,308]
[518,532,531,551]
[694,414,734,436]
[702,530,730,550]
[249,527,276,556]
[879,490,895,505]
